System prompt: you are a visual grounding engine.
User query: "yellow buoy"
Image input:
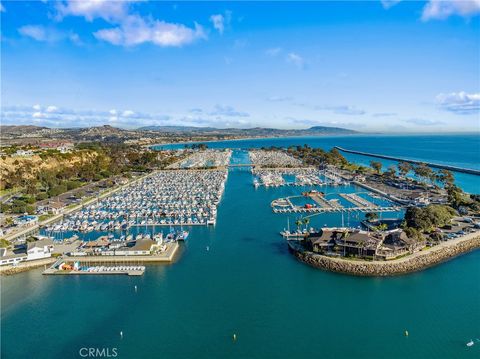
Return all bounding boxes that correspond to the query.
[405,330,409,337]
[233,334,237,341]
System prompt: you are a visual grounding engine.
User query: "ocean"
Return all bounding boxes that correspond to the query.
[2,134,480,359]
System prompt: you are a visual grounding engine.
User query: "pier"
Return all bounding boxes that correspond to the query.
[335,146,480,175]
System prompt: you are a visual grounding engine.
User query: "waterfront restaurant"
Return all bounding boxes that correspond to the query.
[335,231,381,257]
[305,228,382,258]
[376,229,426,260]
[307,230,338,254]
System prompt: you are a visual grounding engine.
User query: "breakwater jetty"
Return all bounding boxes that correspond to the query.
[335,146,480,175]
[289,233,480,276]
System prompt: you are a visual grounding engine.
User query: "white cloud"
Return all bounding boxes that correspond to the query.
[381,0,480,20]
[56,1,206,48]
[436,91,480,115]
[18,24,79,43]
[56,0,132,22]
[380,0,402,9]
[210,11,232,35]
[18,25,49,41]
[122,110,135,117]
[94,15,206,47]
[209,105,249,117]
[2,105,171,128]
[422,0,480,20]
[0,3,5,12]
[286,52,305,69]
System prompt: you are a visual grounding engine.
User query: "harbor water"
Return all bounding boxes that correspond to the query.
[156,133,480,193]
[2,135,480,358]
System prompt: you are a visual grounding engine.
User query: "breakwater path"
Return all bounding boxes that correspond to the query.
[335,146,480,175]
[289,232,480,276]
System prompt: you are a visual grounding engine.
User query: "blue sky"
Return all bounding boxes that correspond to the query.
[1,0,479,131]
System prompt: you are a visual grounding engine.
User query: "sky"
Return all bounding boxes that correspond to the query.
[1,0,479,132]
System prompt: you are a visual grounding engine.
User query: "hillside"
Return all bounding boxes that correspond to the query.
[137,125,357,136]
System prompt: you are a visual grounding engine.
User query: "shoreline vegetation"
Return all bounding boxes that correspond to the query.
[289,233,480,276]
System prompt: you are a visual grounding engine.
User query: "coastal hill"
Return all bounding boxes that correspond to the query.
[137,125,358,136]
[0,124,357,145]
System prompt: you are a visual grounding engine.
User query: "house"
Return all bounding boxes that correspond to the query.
[116,239,156,256]
[305,227,382,258]
[335,230,382,257]
[13,149,34,157]
[39,141,74,153]
[14,215,38,227]
[26,238,54,261]
[44,202,67,215]
[376,229,426,260]
[307,230,338,254]
[0,249,28,266]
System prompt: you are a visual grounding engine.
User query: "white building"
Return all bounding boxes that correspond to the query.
[26,238,54,261]
[0,248,28,266]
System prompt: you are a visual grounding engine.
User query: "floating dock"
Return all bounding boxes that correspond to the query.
[43,265,145,276]
[272,192,402,214]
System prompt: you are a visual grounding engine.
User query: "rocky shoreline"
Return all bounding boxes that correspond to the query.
[289,233,480,276]
[0,258,56,276]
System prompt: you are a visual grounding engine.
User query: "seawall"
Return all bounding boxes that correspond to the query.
[289,233,480,276]
[0,257,56,276]
[335,146,480,175]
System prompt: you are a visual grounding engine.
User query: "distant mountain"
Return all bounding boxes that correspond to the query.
[1,124,357,146]
[0,125,48,135]
[138,125,218,133]
[137,125,357,136]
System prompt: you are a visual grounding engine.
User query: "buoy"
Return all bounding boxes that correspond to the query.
[134,285,137,292]
[232,333,237,341]
[120,331,123,339]
[404,330,409,337]
[206,246,210,251]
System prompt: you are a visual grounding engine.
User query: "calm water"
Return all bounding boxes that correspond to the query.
[155,133,480,193]
[2,137,480,359]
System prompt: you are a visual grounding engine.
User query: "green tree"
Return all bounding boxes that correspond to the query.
[437,169,455,187]
[370,161,383,174]
[397,161,412,177]
[385,165,397,178]
[413,163,433,186]
[404,205,457,232]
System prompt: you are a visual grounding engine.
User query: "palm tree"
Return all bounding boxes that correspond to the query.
[295,218,303,231]
[303,217,310,231]
[342,229,350,257]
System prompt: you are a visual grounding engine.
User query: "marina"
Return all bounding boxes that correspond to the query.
[271,190,403,214]
[43,169,228,233]
[252,166,348,188]
[167,149,232,169]
[2,138,480,359]
[249,150,303,167]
